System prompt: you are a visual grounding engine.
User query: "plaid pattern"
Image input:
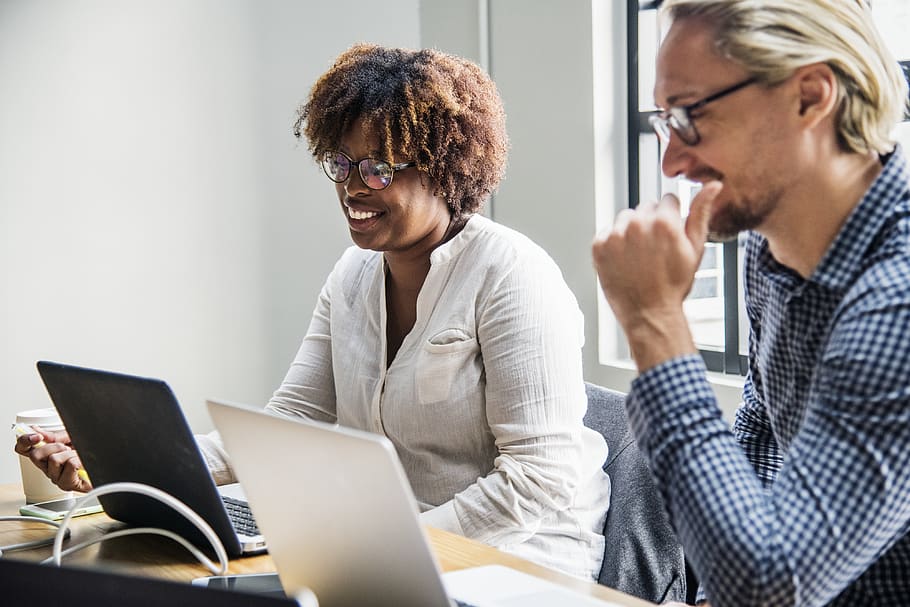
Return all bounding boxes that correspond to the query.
[626,146,910,607]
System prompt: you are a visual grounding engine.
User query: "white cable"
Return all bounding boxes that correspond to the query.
[11,488,313,601]
[42,526,225,574]
[51,482,229,575]
[0,515,70,553]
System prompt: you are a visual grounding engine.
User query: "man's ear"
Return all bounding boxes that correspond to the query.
[795,63,838,127]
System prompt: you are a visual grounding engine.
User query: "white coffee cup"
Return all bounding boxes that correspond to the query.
[16,407,73,504]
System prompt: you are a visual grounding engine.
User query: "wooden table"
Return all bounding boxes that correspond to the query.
[0,483,653,606]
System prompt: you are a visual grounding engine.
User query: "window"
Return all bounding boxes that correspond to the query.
[628,2,746,374]
[627,0,910,376]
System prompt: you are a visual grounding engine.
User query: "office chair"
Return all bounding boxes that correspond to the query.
[584,382,687,604]
[1,558,299,607]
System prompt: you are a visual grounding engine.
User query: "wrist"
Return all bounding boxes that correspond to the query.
[622,308,697,372]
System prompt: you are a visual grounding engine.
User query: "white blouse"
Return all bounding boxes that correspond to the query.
[203,214,611,579]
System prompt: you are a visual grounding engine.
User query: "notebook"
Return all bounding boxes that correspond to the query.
[35,360,266,557]
[206,398,623,607]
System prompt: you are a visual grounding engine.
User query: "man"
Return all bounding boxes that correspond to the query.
[593,1,909,605]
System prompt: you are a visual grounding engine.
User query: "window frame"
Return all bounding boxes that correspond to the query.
[627,0,747,375]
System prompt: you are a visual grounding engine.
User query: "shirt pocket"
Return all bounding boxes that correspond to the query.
[416,328,478,404]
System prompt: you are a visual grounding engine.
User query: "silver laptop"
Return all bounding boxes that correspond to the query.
[36,360,266,557]
[206,398,623,607]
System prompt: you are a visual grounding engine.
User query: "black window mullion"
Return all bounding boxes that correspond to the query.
[722,239,741,374]
[699,349,725,372]
[627,0,640,209]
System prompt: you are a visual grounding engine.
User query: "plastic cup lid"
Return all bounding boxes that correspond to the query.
[15,407,63,426]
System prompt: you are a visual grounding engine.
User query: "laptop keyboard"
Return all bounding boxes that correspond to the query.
[222,495,261,536]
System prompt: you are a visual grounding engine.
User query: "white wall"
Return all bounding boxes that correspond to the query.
[421,0,631,386]
[2,0,752,487]
[487,1,625,388]
[0,0,418,483]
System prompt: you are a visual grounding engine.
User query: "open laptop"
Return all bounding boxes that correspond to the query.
[35,360,266,557]
[207,398,623,607]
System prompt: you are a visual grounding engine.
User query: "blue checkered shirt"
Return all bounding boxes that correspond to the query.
[626,145,910,606]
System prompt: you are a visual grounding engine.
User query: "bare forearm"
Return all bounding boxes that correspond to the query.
[624,307,698,372]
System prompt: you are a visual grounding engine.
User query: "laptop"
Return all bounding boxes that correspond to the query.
[207,398,624,607]
[35,360,266,557]
[1,558,296,607]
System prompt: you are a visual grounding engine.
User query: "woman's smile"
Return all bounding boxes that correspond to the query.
[344,201,384,231]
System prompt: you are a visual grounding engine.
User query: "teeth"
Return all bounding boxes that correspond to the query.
[349,208,379,220]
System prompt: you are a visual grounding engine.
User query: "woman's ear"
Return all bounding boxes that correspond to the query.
[420,171,446,199]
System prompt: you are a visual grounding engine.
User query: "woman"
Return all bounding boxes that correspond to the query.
[17,44,611,580]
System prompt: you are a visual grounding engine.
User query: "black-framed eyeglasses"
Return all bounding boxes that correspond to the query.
[321,150,416,190]
[648,77,758,146]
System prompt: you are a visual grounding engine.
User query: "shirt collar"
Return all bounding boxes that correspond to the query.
[429,214,486,265]
[755,144,910,292]
[809,144,910,290]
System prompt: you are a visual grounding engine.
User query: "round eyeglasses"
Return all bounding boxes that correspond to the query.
[321,150,416,190]
[648,77,757,146]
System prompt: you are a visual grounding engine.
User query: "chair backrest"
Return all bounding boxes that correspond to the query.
[584,382,687,604]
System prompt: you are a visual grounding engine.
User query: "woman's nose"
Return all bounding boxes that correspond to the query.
[344,164,370,195]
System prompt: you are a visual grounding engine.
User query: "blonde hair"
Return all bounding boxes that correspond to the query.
[660,0,909,155]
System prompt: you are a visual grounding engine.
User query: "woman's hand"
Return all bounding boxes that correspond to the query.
[14,427,93,492]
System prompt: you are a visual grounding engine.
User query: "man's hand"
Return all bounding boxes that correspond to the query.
[592,181,722,371]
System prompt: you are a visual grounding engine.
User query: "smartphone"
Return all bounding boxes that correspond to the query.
[19,496,103,521]
[191,573,286,598]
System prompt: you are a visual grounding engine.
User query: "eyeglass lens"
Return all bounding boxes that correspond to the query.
[648,111,697,145]
[322,152,394,190]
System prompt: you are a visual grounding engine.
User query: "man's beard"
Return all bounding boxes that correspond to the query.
[707,205,760,242]
[707,192,777,242]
